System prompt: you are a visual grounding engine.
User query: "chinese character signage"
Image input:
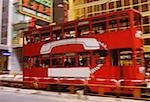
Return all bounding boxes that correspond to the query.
[19,0,53,23]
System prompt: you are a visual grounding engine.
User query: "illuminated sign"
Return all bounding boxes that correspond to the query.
[2,52,11,56]
[19,0,53,23]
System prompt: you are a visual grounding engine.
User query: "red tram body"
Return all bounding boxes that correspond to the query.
[23,9,145,94]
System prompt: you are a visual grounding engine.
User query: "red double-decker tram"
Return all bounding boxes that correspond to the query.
[23,9,145,93]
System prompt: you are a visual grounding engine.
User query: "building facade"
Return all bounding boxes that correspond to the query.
[0,0,30,73]
[11,0,31,73]
[0,0,13,73]
[69,0,150,70]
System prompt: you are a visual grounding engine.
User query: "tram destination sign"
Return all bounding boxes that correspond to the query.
[19,0,53,23]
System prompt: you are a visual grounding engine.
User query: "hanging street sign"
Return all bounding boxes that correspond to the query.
[19,0,53,23]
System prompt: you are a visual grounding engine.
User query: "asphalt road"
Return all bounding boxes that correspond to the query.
[0,87,147,102]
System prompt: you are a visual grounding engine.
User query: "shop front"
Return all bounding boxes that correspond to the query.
[0,50,9,74]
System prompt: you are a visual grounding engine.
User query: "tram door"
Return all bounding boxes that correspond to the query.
[110,49,122,80]
[0,55,8,72]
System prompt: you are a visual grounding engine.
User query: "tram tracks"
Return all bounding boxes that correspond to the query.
[0,79,150,101]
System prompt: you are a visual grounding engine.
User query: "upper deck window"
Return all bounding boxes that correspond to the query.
[52,26,62,40]
[92,17,106,34]
[41,27,50,42]
[120,17,129,30]
[78,20,90,37]
[78,20,89,26]
[31,30,41,43]
[41,31,50,42]
[64,23,76,38]
[108,20,117,32]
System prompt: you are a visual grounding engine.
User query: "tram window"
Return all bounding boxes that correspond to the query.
[64,57,76,67]
[41,32,50,42]
[33,56,40,68]
[78,52,91,67]
[93,50,106,64]
[41,55,50,68]
[52,58,63,67]
[120,18,129,30]
[30,30,40,44]
[24,56,29,68]
[64,53,76,67]
[52,26,62,40]
[93,50,107,57]
[64,30,75,39]
[30,35,34,44]
[34,34,40,43]
[64,23,76,39]
[52,30,62,40]
[96,58,104,64]
[92,23,106,34]
[108,20,117,32]
[92,17,106,24]
[52,54,63,67]
[97,22,106,34]
[136,49,143,65]
[92,17,106,33]
[79,27,90,36]
[100,22,106,32]
[120,49,133,66]
[110,49,119,66]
